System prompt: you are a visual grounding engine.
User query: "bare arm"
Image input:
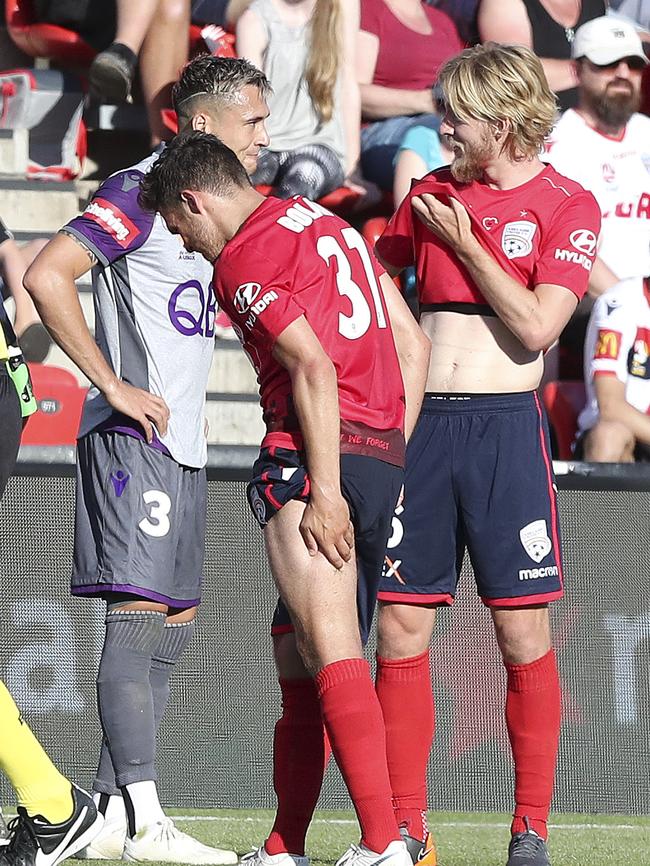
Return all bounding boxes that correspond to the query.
[379,272,430,440]
[340,0,362,175]
[477,0,577,92]
[588,256,620,299]
[224,0,253,29]
[594,374,650,445]
[356,30,435,119]
[235,6,268,69]
[0,236,28,299]
[23,232,169,441]
[412,193,578,351]
[272,316,353,569]
[393,147,428,207]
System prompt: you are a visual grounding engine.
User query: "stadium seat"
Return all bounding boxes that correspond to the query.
[361,216,388,246]
[5,0,97,66]
[22,362,86,446]
[542,379,586,460]
[5,1,233,70]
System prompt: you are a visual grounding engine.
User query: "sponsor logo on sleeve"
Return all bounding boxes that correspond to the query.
[595,328,622,361]
[83,197,140,248]
[554,227,597,272]
[234,281,262,314]
[630,328,650,378]
[501,220,537,259]
[519,519,552,563]
[233,282,279,331]
[569,229,597,256]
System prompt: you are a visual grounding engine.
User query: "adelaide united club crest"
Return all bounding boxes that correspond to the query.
[501,220,537,260]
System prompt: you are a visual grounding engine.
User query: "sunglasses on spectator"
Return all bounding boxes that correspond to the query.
[587,56,646,71]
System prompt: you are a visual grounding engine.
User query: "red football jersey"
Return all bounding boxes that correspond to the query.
[214,196,406,466]
[376,164,601,306]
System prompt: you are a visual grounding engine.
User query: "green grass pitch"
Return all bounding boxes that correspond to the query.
[118,809,650,866]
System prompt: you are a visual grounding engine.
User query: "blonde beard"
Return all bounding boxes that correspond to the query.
[449,130,497,184]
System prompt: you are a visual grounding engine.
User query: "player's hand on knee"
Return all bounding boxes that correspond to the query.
[299,493,354,569]
[104,380,170,442]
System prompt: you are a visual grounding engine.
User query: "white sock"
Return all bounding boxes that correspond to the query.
[123,781,166,835]
[93,792,126,823]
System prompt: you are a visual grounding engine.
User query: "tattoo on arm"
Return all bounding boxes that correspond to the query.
[59,228,98,266]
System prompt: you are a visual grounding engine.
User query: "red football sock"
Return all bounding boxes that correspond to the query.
[316,658,400,853]
[506,648,561,841]
[376,650,433,842]
[265,678,330,856]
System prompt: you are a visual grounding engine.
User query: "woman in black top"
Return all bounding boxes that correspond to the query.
[477,0,607,110]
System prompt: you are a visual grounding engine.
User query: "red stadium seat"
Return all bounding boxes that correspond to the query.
[4,1,233,69]
[361,216,388,246]
[5,0,97,66]
[542,379,586,460]
[22,363,86,446]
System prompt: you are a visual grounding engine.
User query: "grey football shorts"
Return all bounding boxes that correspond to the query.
[72,429,207,609]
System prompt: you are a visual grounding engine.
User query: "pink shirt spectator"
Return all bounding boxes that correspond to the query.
[360,0,463,89]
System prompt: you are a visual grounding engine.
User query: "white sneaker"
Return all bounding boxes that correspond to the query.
[78,815,128,859]
[241,846,309,866]
[122,818,237,864]
[335,840,411,866]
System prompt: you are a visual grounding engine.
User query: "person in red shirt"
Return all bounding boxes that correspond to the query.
[139,132,430,866]
[374,43,600,866]
[357,0,463,190]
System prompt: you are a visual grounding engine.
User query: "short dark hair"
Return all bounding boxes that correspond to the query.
[139,132,251,213]
[173,55,271,121]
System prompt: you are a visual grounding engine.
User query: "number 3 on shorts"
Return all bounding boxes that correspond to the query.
[139,489,172,537]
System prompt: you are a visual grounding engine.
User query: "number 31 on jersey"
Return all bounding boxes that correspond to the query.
[317,227,387,340]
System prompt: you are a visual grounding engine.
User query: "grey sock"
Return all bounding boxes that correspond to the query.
[96,611,166,789]
[150,620,196,727]
[94,737,119,796]
[94,618,196,794]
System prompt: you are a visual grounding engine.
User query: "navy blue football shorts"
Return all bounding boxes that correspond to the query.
[378,391,564,608]
[247,446,403,643]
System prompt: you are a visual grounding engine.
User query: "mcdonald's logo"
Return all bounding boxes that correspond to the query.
[595,329,622,361]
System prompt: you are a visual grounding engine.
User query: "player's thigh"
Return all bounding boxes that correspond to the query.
[340,454,403,644]
[0,372,21,500]
[460,394,563,606]
[264,499,362,670]
[378,403,461,607]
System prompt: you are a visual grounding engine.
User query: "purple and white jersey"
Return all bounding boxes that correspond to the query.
[65,150,215,468]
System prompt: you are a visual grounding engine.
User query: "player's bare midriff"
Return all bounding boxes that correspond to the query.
[420,310,544,393]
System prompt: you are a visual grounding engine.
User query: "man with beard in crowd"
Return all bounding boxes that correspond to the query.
[545,15,650,295]
[544,16,650,460]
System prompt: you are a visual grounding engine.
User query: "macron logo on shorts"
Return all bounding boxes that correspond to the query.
[84,198,140,248]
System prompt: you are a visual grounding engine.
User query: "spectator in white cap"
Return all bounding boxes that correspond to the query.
[545,15,649,294]
[544,15,650,461]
